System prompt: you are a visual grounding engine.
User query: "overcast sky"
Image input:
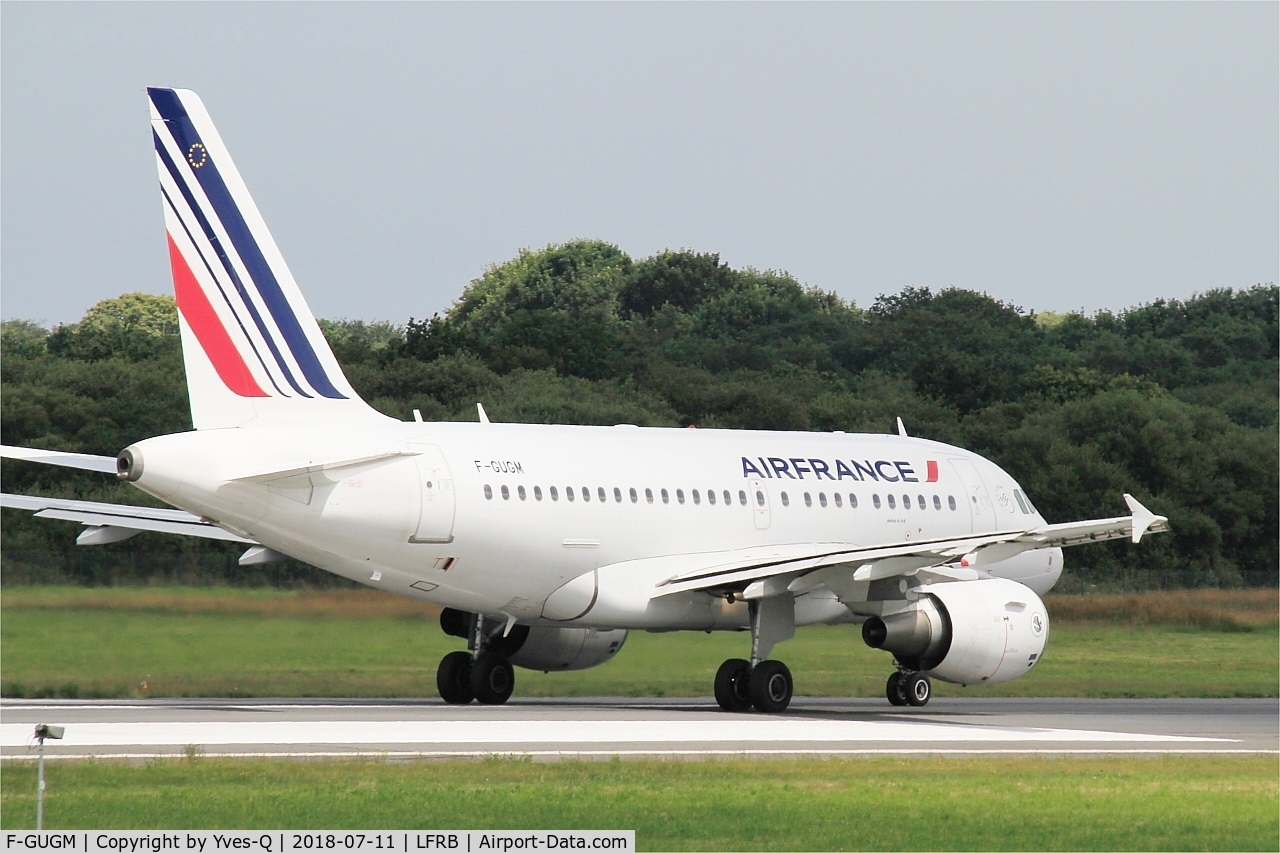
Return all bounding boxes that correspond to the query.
[2,2,1276,328]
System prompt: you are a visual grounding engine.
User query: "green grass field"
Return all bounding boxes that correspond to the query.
[1,587,1275,699]
[2,756,1276,849]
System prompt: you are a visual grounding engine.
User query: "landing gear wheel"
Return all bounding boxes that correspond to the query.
[886,671,908,706]
[749,660,793,713]
[471,651,515,705]
[436,651,475,705]
[905,673,931,707]
[714,658,753,712]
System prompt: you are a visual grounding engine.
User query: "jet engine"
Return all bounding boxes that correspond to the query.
[439,608,627,672]
[508,626,629,672]
[861,577,1048,686]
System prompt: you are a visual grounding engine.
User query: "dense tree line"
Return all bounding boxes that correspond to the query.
[2,241,1276,588]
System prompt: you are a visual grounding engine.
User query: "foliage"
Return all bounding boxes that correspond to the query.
[46,292,180,362]
[1,239,1276,588]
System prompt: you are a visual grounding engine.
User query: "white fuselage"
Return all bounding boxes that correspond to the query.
[124,422,1063,630]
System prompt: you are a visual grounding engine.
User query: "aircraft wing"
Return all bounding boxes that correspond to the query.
[652,494,1168,598]
[1,444,118,473]
[0,493,254,544]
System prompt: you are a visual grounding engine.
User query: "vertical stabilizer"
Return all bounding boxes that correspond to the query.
[148,87,390,429]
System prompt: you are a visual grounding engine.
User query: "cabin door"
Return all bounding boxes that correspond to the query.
[409,443,455,543]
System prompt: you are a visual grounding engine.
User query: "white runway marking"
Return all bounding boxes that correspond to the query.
[0,718,1225,748]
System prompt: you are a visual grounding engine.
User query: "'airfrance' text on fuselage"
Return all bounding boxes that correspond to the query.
[740,457,942,483]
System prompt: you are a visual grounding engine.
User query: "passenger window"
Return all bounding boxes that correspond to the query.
[582,487,591,502]
[755,490,765,507]
[693,489,702,505]
[917,494,926,510]
[613,487,622,503]
[780,492,790,507]
[677,489,686,505]
[501,485,510,501]
[534,485,543,501]
[661,488,669,504]
[902,493,910,509]
[550,486,559,501]
[948,495,957,510]
[484,485,493,500]
[933,495,941,510]
[566,487,575,503]
[849,493,858,509]
[518,485,527,501]
[873,494,881,509]
[724,490,733,506]
[834,493,842,508]
[630,487,638,503]
[819,493,828,508]
[646,488,655,504]
[707,489,716,505]
[739,490,748,506]
[804,492,813,507]
[597,487,606,502]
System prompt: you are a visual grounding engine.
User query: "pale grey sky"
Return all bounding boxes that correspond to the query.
[2,1,1276,328]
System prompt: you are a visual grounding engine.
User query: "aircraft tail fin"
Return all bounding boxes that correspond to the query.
[147,87,390,429]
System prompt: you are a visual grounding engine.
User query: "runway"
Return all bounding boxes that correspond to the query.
[1,697,1275,761]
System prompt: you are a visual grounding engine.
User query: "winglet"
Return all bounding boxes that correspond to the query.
[896,417,908,437]
[1124,493,1164,543]
[477,403,492,424]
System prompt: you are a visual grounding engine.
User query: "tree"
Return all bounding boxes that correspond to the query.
[47,292,179,362]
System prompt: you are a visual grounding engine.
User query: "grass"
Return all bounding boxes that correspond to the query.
[1,756,1276,849]
[0,587,1275,699]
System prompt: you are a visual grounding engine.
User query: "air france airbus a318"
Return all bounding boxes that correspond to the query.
[1,88,1170,712]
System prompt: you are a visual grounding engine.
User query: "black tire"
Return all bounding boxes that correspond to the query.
[905,673,931,707]
[714,658,753,712]
[749,660,793,713]
[436,651,475,705]
[886,671,908,706]
[471,651,515,705]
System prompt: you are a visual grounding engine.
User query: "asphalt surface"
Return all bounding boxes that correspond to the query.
[1,697,1275,761]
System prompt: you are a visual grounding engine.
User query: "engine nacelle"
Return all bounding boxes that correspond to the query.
[508,626,628,672]
[439,609,627,672]
[862,577,1049,686]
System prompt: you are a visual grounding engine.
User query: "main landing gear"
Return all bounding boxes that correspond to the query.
[436,610,519,705]
[714,595,796,713]
[885,669,931,707]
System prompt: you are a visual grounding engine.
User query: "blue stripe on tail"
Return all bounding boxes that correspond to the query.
[149,88,346,400]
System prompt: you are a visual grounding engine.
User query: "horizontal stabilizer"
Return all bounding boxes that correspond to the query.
[232,450,417,485]
[1,445,118,474]
[1,493,254,543]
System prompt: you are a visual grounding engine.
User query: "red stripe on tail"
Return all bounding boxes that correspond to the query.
[926,460,939,482]
[167,234,268,397]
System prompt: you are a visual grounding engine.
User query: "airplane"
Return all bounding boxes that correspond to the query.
[0,87,1170,712]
